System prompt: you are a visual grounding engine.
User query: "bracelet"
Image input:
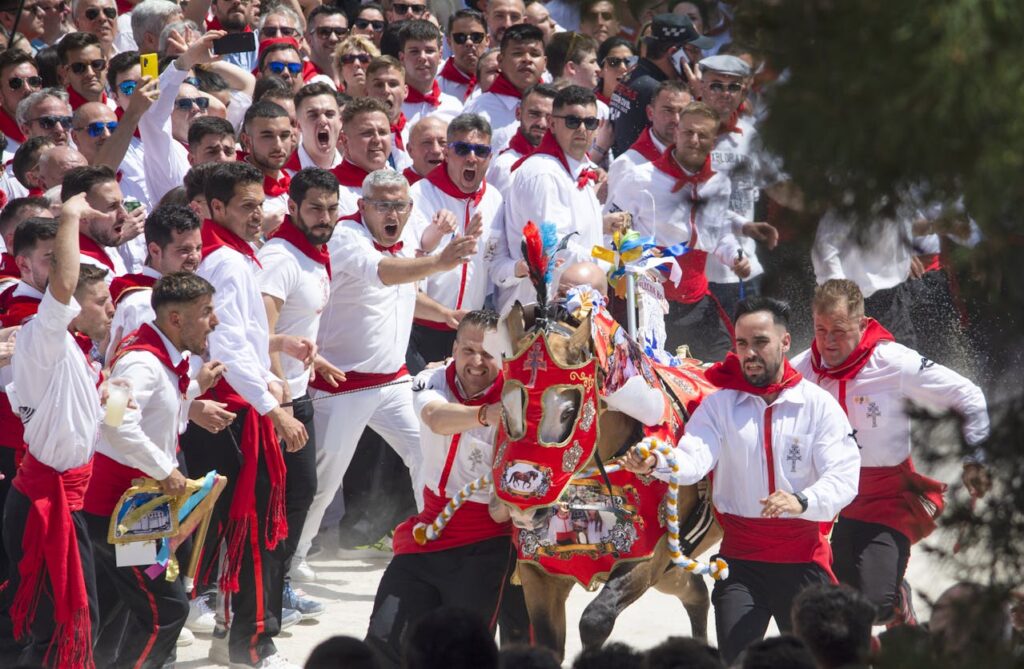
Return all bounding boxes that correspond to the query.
[477,404,489,427]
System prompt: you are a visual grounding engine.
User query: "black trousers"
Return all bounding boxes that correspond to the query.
[2,487,99,667]
[831,516,911,625]
[85,512,188,669]
[708,276,763,327]
[180,408,283,664]
[282,394,317,575]
[365,536,515,668]
[712,557,831,665]
[865,281,917,349]
[665,294,734,363]
[0,448,17,584]
[408,323,457,373]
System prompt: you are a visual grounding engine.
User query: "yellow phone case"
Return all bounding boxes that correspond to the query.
[140,53,158,80]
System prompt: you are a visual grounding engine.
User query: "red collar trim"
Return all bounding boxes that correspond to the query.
[78,234,115,271]
[487,71,522,99]
[0,108,25,143]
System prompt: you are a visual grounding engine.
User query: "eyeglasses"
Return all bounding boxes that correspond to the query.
[353,18,384,32]
[41,0,68,11]
[391,2,425,15]
[21,3,43,14]
[448,141,492,158]
[267,61,302,75]
[554,114,599,130]
[708,81,744,94]
[69,59,107,74]
[174,97,210,111]
[365,199,412,214]
[117,79,138,96]
[586,10,614,21]
[28,115,73,129]
[262,25,297,37]
[83,6,116,20]
[78,120,118,137]
[8,75,42,90]
[313,26,348,39]
[340,53,371,65]
[603,56,634,68]
[451,31,485,45]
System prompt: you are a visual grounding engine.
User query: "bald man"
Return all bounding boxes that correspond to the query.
[37,145,88,191]
[404,115,448,184]
[556,260,608,299]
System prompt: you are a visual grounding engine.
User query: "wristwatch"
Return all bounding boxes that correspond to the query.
[794,491,809,513]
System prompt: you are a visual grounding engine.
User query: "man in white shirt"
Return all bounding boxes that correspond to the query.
[626,296,860,665]
[83,272,222,669]
[399,20,463,127]
[286,83,343,173]
[364,56,415,167]
[293,169,479,580]
[484,82,555,197]
[332,97,397,213]
[240,99,296,233]
[792,279,990,627]
[66,165,133,281]
[439,9,488,102]
[0,49,42,159]
[402,115,447,185]
[303,6,348,88]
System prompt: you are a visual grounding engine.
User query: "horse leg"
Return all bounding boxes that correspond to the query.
[651,544,712,640]
[518,561,575,661]
[579,559,657,650]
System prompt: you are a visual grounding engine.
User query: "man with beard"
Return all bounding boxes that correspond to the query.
[403,116,447,185]
[484,82,555,197]
[195,0,257,70]
[74,165,130,281]
[0,49,42,159]
[286,83,343,172]
[485,0,525,46]
[258,167,346,621]
[625,296,861,665]
[399,20,463,127]
[57,32,113,110]
[82,272,223,669]
[240,100,296,233]
[332,97,396,213]
[439,9,489,102]
[464,23,547,152]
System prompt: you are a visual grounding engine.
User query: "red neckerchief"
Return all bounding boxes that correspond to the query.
[629,127,664,162]
[115,0,132,12]
[706,352,803,397]
[72,330,94,360]
[391,113,407,150]
[445,362,503,406]
[114,323,190,394]
[595,91,610,105]
[425,161,486,206]
[268,215,332,278]
[0,107,26,143]
[331,159,371,188]
[113,106,141,139]
[0,252,20,279]
[514,130,597,189]
[66,86,106,111]
[283,149,301,173]
[720,109,743,136]
[503,129,535,157]
[302,59,322,82]
[403,166,424,185]
[109,272,157,307]
[206,15,253,32]
[487,71,523,100]
[810,318,894,382]
[0,283,40,327]
[26,187,45,197]
[262,170,291,198]
[440,57,476,100]
[201,219,261,268]
[344,211,403,254]
[78,233,115,271]
[652,148,716,193]
[405,79,441,107]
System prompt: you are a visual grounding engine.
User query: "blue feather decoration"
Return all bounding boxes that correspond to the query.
[539,221,558,282]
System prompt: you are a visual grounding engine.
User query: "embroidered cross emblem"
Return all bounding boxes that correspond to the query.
[919,357,934,371]
[468,447,483,471]
[524,342,547,388]
[786,442,802,473]
[866,401,881,428]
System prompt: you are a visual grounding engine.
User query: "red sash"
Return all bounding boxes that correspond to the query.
[11,453,95,668]
[717,512,836,581]
[79,233,116,272]
[405,79,442,107]
[840,459,946,544]
[82,452,145,516]
[109,272,157,307]
[268,215,331,278]
[308,365,409,394]
[393,487,510,555]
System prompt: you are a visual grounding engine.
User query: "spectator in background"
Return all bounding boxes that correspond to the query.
[304,6,349,88]
[578,0,619,44]
[352,3,387,48]
[572,641,644,669]
[596,37,635,106]
[402,607,498,669]
[740,636,817,669]
[336,35,380,98]
[439,8,488,102]
[485,0,525,46]
[305,635,380,669]
[71,0,119,60]
[792,584,875,669]
[644,637,723,669]
[524,0,559,43]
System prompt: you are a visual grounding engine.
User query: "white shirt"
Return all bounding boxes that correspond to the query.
[198,242,278,414]
[7,289,101,471]
[401,89,464,129]
[792,341,990,466]
[485,138,529,199]
[657,378,860,522]
[97,323,189,480]
[120,136,152,207]
[438,63,473,102]
[139,63,191,205]
[409,175,503,316]
[812,212,913,298]
[80,242,127,281]
[290,142,342,173]
[463,91,520,152]
[104,265,160,362]
[257,236,331,397]
[604,130,669,207]
[316,218,417,374]
[412,365,497,502]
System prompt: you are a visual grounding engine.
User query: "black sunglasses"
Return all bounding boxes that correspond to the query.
[69,58,106,74]
[448,141,492,158]
[175,97,210,111]
[603,56,633,68]
[8,75,42,90]
[261,25,297,37]
[314,26,348,39]
[340,53,371,65]
[391,2,425,15]
[353,18,385,31]
[29,114,73,129]
[83,6,116,20]
[554,114,599,130]
[452,31,485,45]
[708,81,744,94]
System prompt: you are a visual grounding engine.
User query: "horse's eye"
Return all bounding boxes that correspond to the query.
[540,386,581,445]
[501,382,526,440]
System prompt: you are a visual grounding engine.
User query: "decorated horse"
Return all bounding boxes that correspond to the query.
[412,222,727,658]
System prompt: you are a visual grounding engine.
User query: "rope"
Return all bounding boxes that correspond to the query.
[412,473,493,545]
[280,378,411,407]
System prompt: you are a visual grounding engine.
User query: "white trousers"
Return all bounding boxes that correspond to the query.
[295,380,423,560]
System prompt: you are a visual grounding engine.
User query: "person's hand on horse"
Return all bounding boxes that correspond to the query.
[623,448,656,475]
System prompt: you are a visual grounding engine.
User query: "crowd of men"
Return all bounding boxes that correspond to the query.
[0,0,1004,667]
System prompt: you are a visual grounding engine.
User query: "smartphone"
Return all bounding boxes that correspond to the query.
[213,32,256,56]
[124,200,143,213]
[140,53,158,79]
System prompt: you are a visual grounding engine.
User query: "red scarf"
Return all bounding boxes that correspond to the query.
[445,363,503,406]
[595,91,610,105]
[0,251,20,279]
[439,57,476,100]
[706,352,803,398]
[66,86,106,111]
[513,131,597,190]
[262,170,291,198]
[113,106,141,139]
[283,149,302,173]
[503,130,535,158]
[629,127,664,162]
[487,71,522,99]
[720,109,743,136]
[810,318,894,382]
[109,272,157,307]
[425,161,486,206]
[268,215,331,278]
[391,113,407,150]
[302,59,323,83]
[652,149,716,193]
[0,107,26,144]
[405,79,442,107]
[331,159,371,189]
[201,219,260,268]
[11,453,95,668]
[115,0,132,13]
[114,323,190,394]
[403,166,424,185]
[79,233,116,271]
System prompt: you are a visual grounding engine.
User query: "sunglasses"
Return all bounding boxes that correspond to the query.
[708,81,744,94]
[340,53,371,65]
[314,26,348,39]
[8,75,42,90]
[603,56,634,68]
[69,58,106,74]
[28,114,73,129]
[261,25,297,37]
[174,97,210,111]
[353,18,384,31]
[83,6,116,20]
[117,79,138,96]
[365,199,412,214]
[554,114,599,130]
[21,3,43,14]
[78,120,118,137]
[587,10,614,21]
[452,31,485,45]
[391,2,425,15]
[448,141,491,158]
[267,61,302,75]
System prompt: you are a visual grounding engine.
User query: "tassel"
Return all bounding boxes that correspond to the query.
[219,516,251,593]
[264,485,288,550]
[48,608,95,669]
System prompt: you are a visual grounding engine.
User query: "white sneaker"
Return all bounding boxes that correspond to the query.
[176,626,195,647]
[280,607,302,630]
[288,558,316,583]
[229,652,301,669]
[186,595,217,634]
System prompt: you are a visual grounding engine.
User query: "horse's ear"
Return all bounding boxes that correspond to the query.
[508,302,528,348]
[567,313,592,361]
